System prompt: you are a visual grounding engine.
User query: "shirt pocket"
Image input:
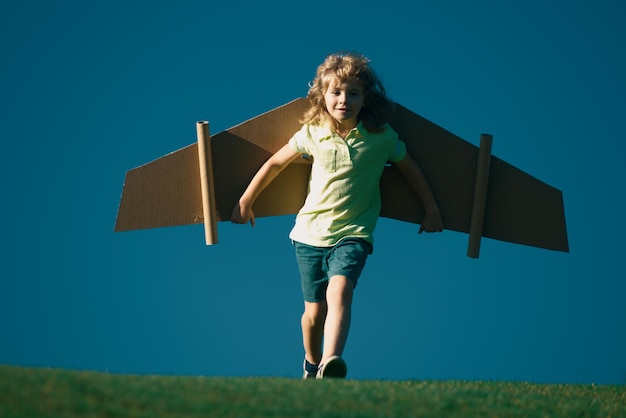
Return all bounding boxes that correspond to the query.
[316,148,337,173]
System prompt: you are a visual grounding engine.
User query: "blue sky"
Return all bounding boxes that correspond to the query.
[1,1,625,384]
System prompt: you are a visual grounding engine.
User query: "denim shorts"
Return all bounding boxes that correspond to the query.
[293,238,373,303]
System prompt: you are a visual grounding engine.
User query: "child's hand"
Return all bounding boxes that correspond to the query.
[418,211,444,234]
[231,202,256,227]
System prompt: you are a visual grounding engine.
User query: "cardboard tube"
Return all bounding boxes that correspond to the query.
[467,134,493,258]
[196,121,219,245]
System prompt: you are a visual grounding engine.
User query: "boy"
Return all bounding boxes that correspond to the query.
[231,51,443,378]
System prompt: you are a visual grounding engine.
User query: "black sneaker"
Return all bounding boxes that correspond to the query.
[316,356,347,379]
[303,359,318,379]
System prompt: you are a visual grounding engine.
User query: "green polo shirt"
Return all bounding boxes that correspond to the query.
[288,121,407,247]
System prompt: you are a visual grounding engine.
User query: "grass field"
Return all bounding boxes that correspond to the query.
[1,365,624,417]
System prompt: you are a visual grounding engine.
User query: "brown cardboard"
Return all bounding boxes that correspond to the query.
[114,98,309,233]
[114,143,203,231]
[114,98,569,256]
[196,121,218,245]
[381,102,568,253]
[467,134,493,258]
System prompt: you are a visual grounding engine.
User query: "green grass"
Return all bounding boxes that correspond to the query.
[1,365,624,417]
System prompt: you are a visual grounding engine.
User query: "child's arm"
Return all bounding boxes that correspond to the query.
[394,154,444,233]
[231,143,301,227]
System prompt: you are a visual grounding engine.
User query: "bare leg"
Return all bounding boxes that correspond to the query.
[320,275,354,365]
[302,301,327,365]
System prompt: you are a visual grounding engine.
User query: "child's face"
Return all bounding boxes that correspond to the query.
[324,78,365,131]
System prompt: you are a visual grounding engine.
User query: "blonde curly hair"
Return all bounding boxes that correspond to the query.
[300,51,394,133]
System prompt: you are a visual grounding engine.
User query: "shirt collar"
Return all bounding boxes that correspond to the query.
[318,121,366,141]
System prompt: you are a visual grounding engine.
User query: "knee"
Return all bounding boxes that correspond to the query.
[302,302,327,327]
[326,276,354,305]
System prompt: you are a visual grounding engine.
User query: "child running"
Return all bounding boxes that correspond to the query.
[231,51,444,379]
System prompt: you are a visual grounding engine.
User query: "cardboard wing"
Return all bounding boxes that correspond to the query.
[114,98,311,238]
[114,97,569,257]
[383,104,569,255]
